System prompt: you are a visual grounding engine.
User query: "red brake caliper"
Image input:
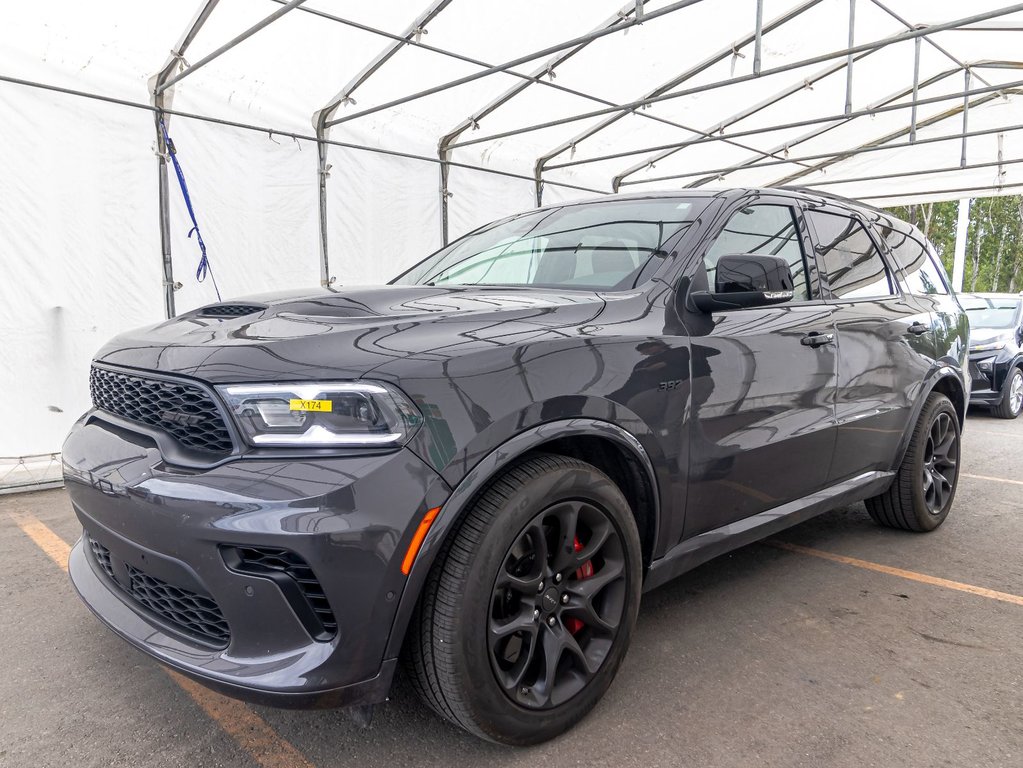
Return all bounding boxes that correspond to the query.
[564,537,593,635]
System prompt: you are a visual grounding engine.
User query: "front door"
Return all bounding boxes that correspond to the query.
[682,198,838,539]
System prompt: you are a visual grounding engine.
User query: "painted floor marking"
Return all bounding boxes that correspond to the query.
[8,512,316,768]
[962,473,1023,487]
[10,512,72,569]
[169,671,315,768]
[768,540,1023,607]
[964,429,1023,438]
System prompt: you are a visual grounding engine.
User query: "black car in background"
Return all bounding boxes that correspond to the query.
[64,188,968,744]
[962,293,1023,419]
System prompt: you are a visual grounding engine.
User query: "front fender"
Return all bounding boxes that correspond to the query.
[382,417,660,660]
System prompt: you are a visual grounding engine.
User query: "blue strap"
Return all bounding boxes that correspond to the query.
[158,117,221,301]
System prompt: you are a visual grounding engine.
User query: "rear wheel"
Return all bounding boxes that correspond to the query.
[993,366,1023,419]
[865,392,960,532]
[404,453,642,745]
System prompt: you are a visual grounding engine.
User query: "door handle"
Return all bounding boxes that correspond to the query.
[800,331,835,348]
[908,321,931,335]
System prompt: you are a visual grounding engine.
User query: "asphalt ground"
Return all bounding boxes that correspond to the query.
[1,410,1020,768]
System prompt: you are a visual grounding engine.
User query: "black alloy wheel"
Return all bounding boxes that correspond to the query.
[488,499,627,709]
[404,453,642,745]
[993,366,1023,419]
[865,392,961,532]
[921,408,958,515]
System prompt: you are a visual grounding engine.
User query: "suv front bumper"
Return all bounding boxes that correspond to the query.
[64,413,449,708]
[968,350,1014,406]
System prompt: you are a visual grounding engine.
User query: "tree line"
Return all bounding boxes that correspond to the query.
[886,195,1023,293]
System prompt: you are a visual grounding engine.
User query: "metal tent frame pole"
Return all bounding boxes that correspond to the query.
[131,0,1023,312]
[794,157,1023,189]
[311,0,455,287]
[150,0,221,320]
[614,119,1023,187]
[764,85,1011,187]
[606,80,1023,188]
[866,182,1023,201]
[154,0,308,95]
[446,3,1023,152]
[531,0,825,204]
[436,1,645,242]
[324,0,709,129]
[605,42,894,190]
[150,0,306,315]
[531,69,1013,174]
[686,68,968,188]
[2,70,610,197]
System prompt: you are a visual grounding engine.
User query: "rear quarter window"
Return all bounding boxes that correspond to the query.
[807,210,896,300]
[876,224,949,296]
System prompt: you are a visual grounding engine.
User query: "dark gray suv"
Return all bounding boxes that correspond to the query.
[962,293,1023,418]
[65,188,969,744]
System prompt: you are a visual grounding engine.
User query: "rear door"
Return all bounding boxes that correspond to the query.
[873,220,969,369]
[682,196,838,538]
[804,205,934,482]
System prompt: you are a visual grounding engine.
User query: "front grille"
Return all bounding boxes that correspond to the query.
[223,546,338,640]
[125,564,230,646]
[87,535,115,580]
[90,366,233,454]
[199,304,264,317]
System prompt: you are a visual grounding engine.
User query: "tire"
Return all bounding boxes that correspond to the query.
[403,453,643,745]
[865,392,960,532]
[993,366,1023,419]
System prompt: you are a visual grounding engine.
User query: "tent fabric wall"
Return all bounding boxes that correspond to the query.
[2,0,1023,483]
[0,85,163,458]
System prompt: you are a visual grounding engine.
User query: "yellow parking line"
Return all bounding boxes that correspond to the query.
[962,473,1023,487]
[8,512,316,768]
[768,540,1023,607]
[169,671,315,768]
[10,512,71,569]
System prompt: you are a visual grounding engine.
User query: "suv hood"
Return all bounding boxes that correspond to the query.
[95,285,606,383]
[969,327,1016,346]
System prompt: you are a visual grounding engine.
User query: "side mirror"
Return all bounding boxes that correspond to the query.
[691,253,795,312]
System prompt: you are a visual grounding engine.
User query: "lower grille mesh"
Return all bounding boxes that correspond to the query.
[85,531,230,647]
[125,566,230,646]
[88,536,115,580]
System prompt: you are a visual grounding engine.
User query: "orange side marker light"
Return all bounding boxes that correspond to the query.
[401,506,442,575]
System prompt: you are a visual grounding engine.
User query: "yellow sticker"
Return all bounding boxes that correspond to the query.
[289,398,332,412]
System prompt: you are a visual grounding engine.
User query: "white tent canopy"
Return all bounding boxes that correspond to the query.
[2,0,1022,486]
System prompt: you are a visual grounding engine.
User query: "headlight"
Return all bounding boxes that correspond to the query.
[217,382,422,448]
[969,341,1006,352]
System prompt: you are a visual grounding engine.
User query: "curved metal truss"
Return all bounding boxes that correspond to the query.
[140,0,1023,308]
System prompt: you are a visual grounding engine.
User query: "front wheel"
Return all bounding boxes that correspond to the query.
[404,453,643,745]
[865,392,960,532]
[993,366,1023,419]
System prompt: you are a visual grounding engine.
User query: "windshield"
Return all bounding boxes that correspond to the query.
[962,298,1021,329]
[392,198,707,290]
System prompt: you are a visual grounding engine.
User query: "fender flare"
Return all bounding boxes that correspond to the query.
[893,364,967,466]
[382,418,659,660]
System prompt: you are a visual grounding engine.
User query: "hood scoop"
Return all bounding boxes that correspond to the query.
[197,303,266,318]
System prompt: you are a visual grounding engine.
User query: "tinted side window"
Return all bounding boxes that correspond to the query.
[807,210,895,300]
[705,204,810,300]
[877,225,949,295]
